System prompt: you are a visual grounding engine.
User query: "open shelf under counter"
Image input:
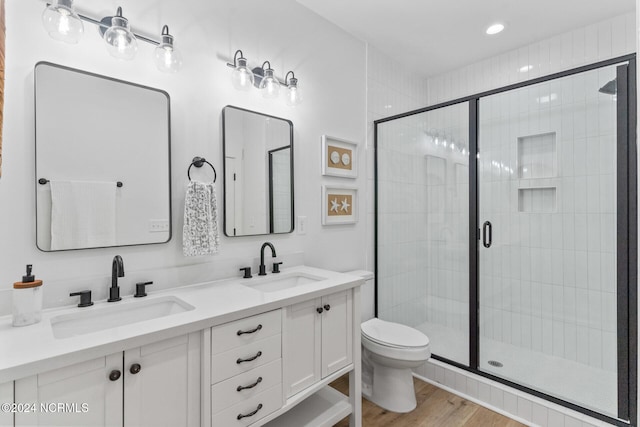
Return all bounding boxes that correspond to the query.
[262,386,351,427]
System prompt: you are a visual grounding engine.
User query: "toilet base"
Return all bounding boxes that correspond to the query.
[369,364,417,413]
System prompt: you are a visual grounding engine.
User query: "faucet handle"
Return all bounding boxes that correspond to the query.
[70,290,94,307]
[272,262,283,274]
[239,267,252,279]
[134,281,153,298]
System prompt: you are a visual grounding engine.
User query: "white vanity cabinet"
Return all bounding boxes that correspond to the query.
[14,332,200,427]
[0,381,14,427]
[283,290,353,398]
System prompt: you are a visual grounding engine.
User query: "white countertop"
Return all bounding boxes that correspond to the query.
[0,266,363,383]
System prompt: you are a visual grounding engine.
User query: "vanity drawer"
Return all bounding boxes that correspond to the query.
[212,383,282,427]
[211,309,281,355]
[211,359,282,414]
[211,334,281,384]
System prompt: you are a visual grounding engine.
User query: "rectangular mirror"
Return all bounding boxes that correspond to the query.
[35,62,171,251]
[222,106,294,237]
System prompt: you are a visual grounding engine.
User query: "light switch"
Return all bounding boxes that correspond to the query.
[297,216,307,235]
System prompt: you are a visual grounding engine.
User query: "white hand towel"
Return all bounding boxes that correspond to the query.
[183,181,220,256]
[50,180,117,250]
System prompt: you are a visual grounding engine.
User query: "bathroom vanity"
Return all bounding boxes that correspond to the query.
[0,266,362,427]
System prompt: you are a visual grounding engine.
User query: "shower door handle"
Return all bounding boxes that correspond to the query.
[482,221,492,248]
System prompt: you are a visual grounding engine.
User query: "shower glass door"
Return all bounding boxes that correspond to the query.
[377,102,470,365]
[477,63,623,417]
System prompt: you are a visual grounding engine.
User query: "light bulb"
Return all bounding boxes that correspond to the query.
[285,76,302,106]
[103,10,137,60]
[231,58,254,91]
[260,67,280,99]
[41,0,84,44]
[154,26,182,73]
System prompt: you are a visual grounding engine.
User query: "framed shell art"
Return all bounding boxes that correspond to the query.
[321,135,357,178]
[322,185,357,225]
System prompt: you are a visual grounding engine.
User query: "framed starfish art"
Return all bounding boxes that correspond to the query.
[322,185,357,225]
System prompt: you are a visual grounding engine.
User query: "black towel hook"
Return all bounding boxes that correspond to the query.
[187,156,217,183]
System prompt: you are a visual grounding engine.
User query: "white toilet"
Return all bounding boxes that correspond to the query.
[347,271,431,413]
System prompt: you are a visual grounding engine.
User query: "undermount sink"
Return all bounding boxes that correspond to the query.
[241,272,327,293]
[51,296,195,339]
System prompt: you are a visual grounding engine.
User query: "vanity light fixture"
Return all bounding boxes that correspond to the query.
[40,2,182,72]
[284,71,302,106]
[101,7,137,60]
[154,25,182,73]
[225,49,302,106]
[41,0,84,44]
[259,61,280,99]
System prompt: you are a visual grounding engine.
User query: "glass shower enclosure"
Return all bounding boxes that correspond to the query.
[375,57,636,423]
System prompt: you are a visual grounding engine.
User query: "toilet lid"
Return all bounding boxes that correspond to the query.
[361,318,429,348]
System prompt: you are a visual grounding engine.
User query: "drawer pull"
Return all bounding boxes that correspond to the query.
[237,351,262,364]
[237,324,263,336]
[236,376,263,392]
[237,403,263,420]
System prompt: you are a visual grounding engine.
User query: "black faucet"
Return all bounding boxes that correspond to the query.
[108,255,124,302]
[259,242,276,276]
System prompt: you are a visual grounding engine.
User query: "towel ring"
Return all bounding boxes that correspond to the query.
[187,156,217,183]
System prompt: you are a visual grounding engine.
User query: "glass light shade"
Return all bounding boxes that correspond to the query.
[154,32,182,73]
[260,68,280,99]
[285,78,302,106]
[41,0,84,44]
[154,44,182,73]
[231,58,254,91]
[103,16,137,60]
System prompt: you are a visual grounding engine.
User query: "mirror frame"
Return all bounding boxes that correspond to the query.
[221,105,294,237]
[34,62,172,251]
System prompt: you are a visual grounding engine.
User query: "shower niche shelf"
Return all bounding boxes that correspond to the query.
[517,132,557,179]
[517,132,558,213]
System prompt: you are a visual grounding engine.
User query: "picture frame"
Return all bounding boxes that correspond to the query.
[322,185,358,225]
[321,135,357,178]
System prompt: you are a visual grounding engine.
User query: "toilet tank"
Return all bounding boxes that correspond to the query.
[345,270,374,323]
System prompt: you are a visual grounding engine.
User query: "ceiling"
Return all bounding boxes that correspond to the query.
[296,0,635,78]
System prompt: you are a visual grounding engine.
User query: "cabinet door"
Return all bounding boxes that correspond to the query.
[15,353,123,427]
[0,381,13,427]
[283,298,321,398]
[124,332,200,427]
[321,290,353,378]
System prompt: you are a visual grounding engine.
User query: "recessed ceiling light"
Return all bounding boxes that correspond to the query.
[486,23,505,35]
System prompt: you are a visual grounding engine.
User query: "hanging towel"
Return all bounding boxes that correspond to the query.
[183,180,219,256]
[50,180,117,250]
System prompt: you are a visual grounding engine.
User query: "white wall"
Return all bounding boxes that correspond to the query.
[0,0,367,314]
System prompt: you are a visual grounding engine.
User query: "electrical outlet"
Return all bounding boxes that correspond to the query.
[149,219,170,233]
[297,216,307,235]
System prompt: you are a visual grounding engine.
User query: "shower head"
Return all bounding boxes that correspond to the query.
[599,79,617,95]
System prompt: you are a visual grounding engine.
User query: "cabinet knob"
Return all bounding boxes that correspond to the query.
[324,304,331,311]
[316,307,324,314]
[109,370,121,381]
[129,363,141,375]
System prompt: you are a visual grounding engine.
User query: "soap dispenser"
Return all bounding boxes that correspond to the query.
[12,264,43,327]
